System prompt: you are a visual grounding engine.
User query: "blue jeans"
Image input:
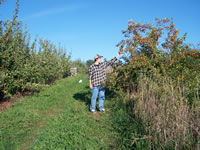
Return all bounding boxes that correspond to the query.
[90,86,105,111]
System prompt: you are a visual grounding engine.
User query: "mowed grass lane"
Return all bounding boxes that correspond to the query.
[0,75,118,150]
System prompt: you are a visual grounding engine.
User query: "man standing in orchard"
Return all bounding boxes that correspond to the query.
[88,50,122,113]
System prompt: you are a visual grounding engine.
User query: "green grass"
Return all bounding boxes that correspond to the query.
[0,74,148,150]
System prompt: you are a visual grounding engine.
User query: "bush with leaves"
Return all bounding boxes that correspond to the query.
[108,18,200,105]
[0,0,71,99]
[106,18,200,149]
[70,59,88,74]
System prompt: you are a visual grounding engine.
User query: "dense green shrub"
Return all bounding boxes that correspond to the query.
[106,18,200,149]
[70,59,88,74]
[0,1,71,99]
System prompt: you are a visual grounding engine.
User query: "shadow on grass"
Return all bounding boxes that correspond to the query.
[73,85,150,149]
[73,86,116,106]
[73,86,91,106]
[106,98,151,149]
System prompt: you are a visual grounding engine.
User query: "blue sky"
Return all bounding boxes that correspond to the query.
[0,0,199,61]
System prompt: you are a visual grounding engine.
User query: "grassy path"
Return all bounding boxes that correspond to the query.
[0,75,129,150]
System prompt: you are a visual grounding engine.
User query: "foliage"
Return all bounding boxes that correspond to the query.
[106,18,200,149]
[0,1,71,99]
[0,0,5,6]
[70,59,88,74]
[86,59,93,68]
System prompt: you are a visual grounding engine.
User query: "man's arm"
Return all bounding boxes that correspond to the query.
[89,80,93,89]
[116,50,122,59]
[105,50,122,67]
[88,66,93,89]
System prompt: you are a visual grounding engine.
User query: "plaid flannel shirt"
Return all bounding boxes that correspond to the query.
[88,57,117,87]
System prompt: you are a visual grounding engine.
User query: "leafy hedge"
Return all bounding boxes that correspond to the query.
[0,1,71,99]
[108,18,200,106]
[106,18,200,149]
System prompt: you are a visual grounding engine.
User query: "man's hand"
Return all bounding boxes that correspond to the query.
[89,84,93,89]
[116,50,122,58]
[89,80,93,89]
